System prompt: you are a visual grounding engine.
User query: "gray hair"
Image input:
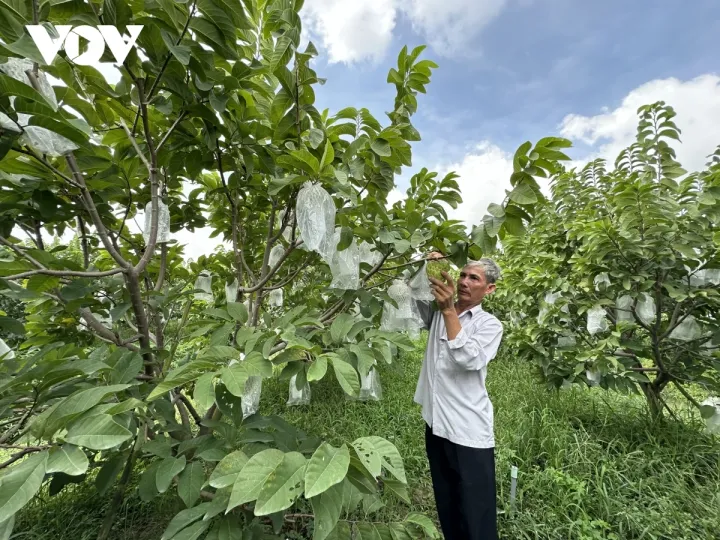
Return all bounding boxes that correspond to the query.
[465,258,502,284]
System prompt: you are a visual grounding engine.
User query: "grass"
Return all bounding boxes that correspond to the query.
[13,337,720,539]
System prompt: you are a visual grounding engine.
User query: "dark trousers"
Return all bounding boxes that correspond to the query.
[425,425,498,540]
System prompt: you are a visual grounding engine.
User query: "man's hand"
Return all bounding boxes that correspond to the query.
[430,271,455,313]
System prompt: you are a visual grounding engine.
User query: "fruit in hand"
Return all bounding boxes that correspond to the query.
[427,259,453,280]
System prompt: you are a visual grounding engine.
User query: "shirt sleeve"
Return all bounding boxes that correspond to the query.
[440,317,503,370]
[413,299,434,330]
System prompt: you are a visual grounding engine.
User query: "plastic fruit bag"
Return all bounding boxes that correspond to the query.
[0,338,15,360]
[557,335,576,347]
[586,369,601,386]
[700,397,720,434]
[296,182,336,257]
[326,228,360,290]
[268,244,284,269]
[241,376,262,419]
[0,58,57,109]
[669,315,702,341]
[143,200,171,244]
[615,295,634,323]
[349,368,382,402]
[594,273,611,291]
[225,279,238,303]
[409,262,434,301]
[287,373,311,406]
[587,305,608,335]
[194,271,214,302]
[636,293,656,325]
[268,288,283,307]
[691,269,720,287]
[358,242,381,267]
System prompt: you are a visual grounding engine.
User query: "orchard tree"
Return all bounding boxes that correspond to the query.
[0,0,569,538]
[492,102,720,423]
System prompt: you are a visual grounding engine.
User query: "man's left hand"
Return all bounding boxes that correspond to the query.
[430,271,455,312]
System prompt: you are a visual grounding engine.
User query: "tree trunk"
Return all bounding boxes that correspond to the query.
[640,382,664,421]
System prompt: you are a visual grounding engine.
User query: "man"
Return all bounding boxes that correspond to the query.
[414,254,503,540]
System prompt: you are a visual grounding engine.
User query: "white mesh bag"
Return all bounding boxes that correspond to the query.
[296,182,336,256]
[225,279,238,303]
[326,228,360,290]
[587,305,609,335]
[358,241,381,267]
[142,200,171,244]
[586,369,601,387]
[387,280,415,320]
[691,269,720,287]
[700,397,720,434]
[194,271,214,302]
[287,373,311,406]
[408,262,434,301]
[636,293,656,326]
[669,315,702,341]
[242,376,262,418]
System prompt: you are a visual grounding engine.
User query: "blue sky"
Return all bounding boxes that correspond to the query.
[302,0,720,215]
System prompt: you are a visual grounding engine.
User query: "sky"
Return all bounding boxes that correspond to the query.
[24,0,720,259]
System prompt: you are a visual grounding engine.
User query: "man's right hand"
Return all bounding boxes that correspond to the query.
[427,251,444,261]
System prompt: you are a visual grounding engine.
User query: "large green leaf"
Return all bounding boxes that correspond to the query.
[226,302,248,323]
[156,456,187,493]
[46,444,88,476]
[310,483,344,540]
[226,448,284,512]
[331,357,360,396]
[178,462,204,507]
[307,355,328,382]
[64,414,133,450]
[0,452,48,523]
[351,439,382,478]
[220,364,249,397]
[209,450,248,489]
[193,372,216,411]
[254,451,307,516]
[304,443,350,498]
[161,503,211,540]
[0,515,14,540]
[330,313,354,343]
[148,360,216,401]
[355,437,406,483]
[509,183,539,205]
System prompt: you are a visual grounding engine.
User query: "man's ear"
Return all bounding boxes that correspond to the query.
[487,284,497,295]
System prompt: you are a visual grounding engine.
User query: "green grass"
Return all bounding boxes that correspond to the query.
[14,339,720,539]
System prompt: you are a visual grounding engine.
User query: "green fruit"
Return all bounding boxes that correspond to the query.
[427,259,452,280]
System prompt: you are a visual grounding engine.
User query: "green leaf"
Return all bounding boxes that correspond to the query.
[0,74,54,108]
[357,437,406,483]
[483,215,505,237]
[226,302,248,323]
[221,365,249,397]
[254,451,307,516]
[404,513,440,538]
[351,439,381,478]
[0,316,24,335]
[209,450,248,489]
[330,314,355,343]
[46,444,88,476]
[321,139,335,171]
[193,372,216,411]
[226,449,285,512]
[509,183,538,205]
[0,515,14,540]
[139,461,161,502]
[305,443,350,498]
[161,504,211,540]
[178,462,205,508]
[148,361,215,401]
[307,355,328,382]
[112,353,143,384]
[371,139,391,157]
[331,357,360,396]
[172,521,210,540]
[157,456,187,493]
[95,454,126,496]
[0,452,48,523]
[383,478,410,504]
[337,227,353,251]
[487,203,505,218]
[64,414,133,451]
[311,483,344,540]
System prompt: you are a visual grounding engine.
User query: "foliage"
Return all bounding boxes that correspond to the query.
[0,0,572,538]
[491,102,720,422]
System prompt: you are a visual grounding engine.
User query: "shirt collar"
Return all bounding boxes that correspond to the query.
[456,302,484,318]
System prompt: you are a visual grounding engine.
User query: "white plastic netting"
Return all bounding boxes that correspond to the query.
[194,271,214,303]
[616,295,634,323]
[691,269,720,287]
[587,305,609,335]
[408,262,434,301]
[242,376,262,418]
[142,200,171,244]
[669,315,702,341]
[557,335,576,347]
[287,373,311,406]
[701,397,720,435]
[594,273,611,291]
[0,338,15,360]
[225,279,238,303]
[636,293,656,325]
[296,182,336,258]
[586,369,601,386]
[352,368,382,402]
[358,241,382,267]
[0,59,78,156]
[380,280,424,338]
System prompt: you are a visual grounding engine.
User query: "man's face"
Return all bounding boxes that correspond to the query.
[456,265,496,305]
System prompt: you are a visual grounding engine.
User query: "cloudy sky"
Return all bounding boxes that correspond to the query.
[99,1,720,258]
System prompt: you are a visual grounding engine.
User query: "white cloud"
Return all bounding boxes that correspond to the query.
[403,0,507,55]
[439,141,514,230]
[302,0,397,64]
[302,0,511,64]
[560,74,720,171]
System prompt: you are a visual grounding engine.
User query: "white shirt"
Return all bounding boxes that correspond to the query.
[413,300,503,449]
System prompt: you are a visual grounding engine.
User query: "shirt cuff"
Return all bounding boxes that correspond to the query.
[442,326,469,348]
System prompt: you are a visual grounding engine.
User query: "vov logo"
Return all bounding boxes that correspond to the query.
[26,25,144,66]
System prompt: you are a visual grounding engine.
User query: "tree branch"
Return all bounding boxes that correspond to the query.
[2,268,124,280]
[672,379,702,409]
